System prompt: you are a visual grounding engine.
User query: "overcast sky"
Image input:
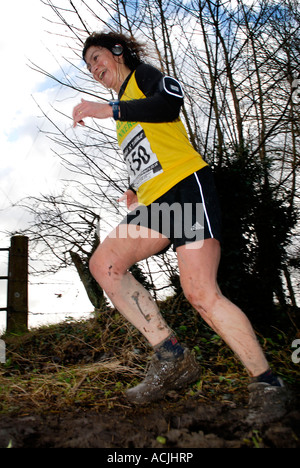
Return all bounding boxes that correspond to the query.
[1,0,288,333]
[0,0,104,332]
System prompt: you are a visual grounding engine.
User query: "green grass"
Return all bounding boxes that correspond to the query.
[0,297,298,414]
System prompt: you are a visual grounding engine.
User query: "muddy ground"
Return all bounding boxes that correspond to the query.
[0,394,299,449]
[1,312,299,449]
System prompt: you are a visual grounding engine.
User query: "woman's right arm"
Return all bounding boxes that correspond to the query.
[118,189,138,210]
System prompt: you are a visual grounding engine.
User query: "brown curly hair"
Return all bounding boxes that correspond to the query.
[82,31,146,70]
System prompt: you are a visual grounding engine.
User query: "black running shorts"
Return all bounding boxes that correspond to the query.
[120,166,222,250]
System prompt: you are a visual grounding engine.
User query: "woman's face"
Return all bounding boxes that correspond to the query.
[84,46,127,92]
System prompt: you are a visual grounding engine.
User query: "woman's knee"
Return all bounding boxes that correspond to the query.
[89,246,105,281]
[183,284,221,318]
[89,246,113,283]
[89,244,127,285]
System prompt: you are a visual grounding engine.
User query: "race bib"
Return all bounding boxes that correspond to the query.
[121,124,163,190]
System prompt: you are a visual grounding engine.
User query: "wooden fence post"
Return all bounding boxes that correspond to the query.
[6,236,29,334]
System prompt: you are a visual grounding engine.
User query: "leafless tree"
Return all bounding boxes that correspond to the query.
[15,0,299,310]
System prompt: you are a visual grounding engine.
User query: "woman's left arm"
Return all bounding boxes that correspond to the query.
[119,64,184,123]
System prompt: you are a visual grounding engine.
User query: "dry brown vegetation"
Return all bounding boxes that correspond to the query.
[1,300,298,415]
[0,299,299,448]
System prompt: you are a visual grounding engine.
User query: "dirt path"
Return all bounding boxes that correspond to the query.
[0,397,299,449]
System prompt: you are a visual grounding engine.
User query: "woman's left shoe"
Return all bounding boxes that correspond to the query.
[247,379,290,425]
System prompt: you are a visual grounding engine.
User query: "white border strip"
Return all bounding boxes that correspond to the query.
[194,172,214,238]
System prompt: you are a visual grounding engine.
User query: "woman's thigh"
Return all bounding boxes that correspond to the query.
[176,238,221,302]
[90,224,171,276]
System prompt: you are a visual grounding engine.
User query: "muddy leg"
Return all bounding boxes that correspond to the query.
[89,224,173,347]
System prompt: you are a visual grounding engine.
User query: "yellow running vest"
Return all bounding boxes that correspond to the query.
[116,70,207,206]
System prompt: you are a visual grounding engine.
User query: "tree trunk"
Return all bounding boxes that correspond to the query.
[69,251,106,310]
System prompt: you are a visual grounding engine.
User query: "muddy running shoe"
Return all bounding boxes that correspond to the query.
[247,379,290,425]
[125,348,201,405]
